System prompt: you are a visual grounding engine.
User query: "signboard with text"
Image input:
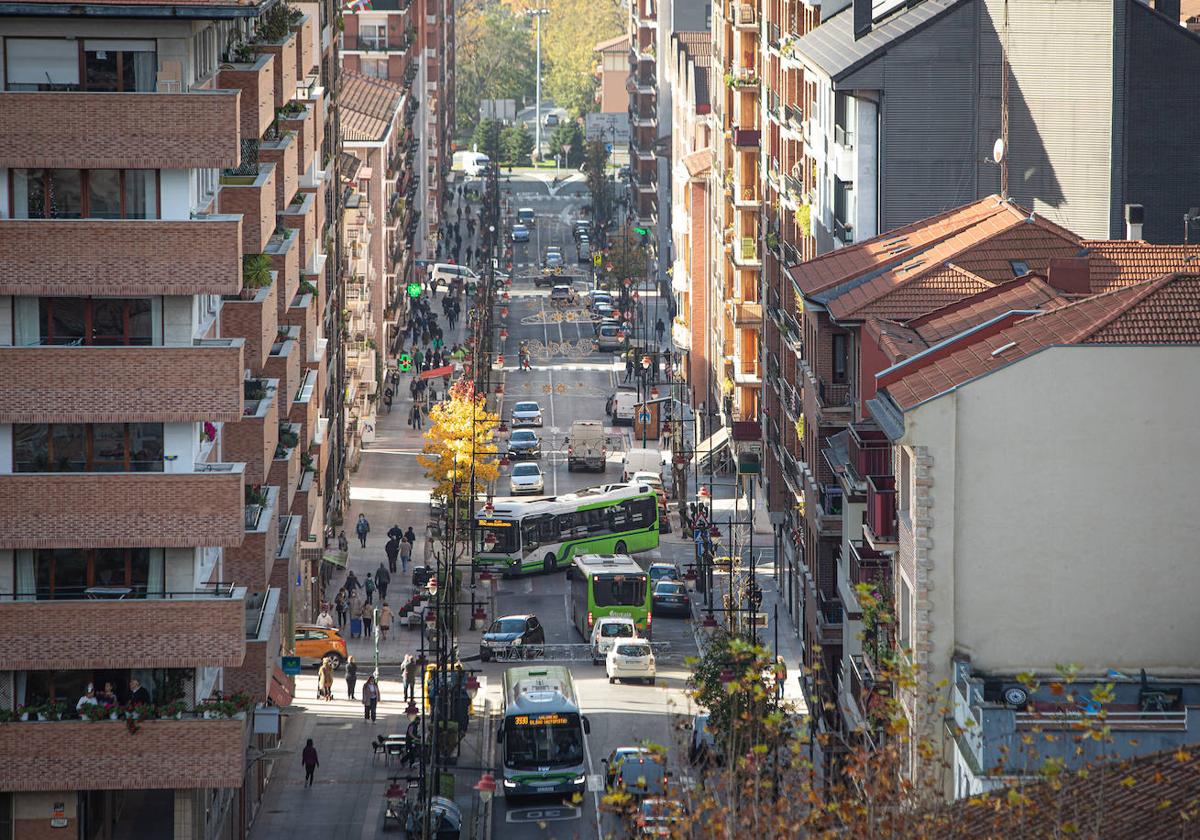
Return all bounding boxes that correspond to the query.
[585,112,631,145]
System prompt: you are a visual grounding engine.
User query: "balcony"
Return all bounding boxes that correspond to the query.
[732,128,760,147]
[264,329,302,414]
[834,217,854,245]
[0,464,247,549]
[816,590,843,644]
[816,378,854,412]
[222,273,280,372]
[280,192,317,268]
[226,485,280,591]
[0,716,246,792]
[218,53,276,142]
[848,540,890,588]
[0,91,240,170]
[279,104,317,183]
[671,318,691,350]
[0,339,244,425]
[0,584,247,671]
[865,475,898,549]
[253,30,300,110]
[732,301,762,326]
[346,34,413,52]
[289,368,320,448]
[270,423,303,507]
[0,217,243,297]
[847,423,892,484]
[219,162,278,254]
[224,379,280,486]
[260,131,299,213]
[227,587,282,702]
[731,236,761,267]
[733,2,756,27]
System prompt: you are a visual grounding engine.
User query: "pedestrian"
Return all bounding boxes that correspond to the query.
[379,601,393,640]
[413,346,424,370]
[403,714,422,766]
[334,588,348,627]
[301,739,319,787]
[402,654,418,701]
[655,317,666,343]
[344,569,361,596]
[318,657,334,701]
[337,530,349,552]
[375,562,391,600]
[364,571,376,605]
[385,537,400,573]
[360,598,374,637]
[362,675,380,722]
[415,403,425,430]
[355,513,370,548]
[399,536,413,572]
[774,656,788,700]
[405,526,417,545]
[315,605,335,629]
[345,655,359,699]
[388,522,404,541]
[624,354,634,383]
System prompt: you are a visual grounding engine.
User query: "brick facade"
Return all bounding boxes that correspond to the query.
[0,596,246,670]
[283,294,318,370]
[0,343,244,424]
[0,719,246,792]
[218,164,278,255]
[0,91,240,170]
[254,32,299,112]
[0,218,243,297]
[223,388,280,487]
[218,55,276,142]
[268,233,302,320]
[221,279,280,373]
[264,338,302,415]
[225,497,280,591]
[293,14,317,78]
[280,194,317,273]
[269,434,302,508]
[280,104,316,180]
[0,470,246,549]
[260,132,300,213]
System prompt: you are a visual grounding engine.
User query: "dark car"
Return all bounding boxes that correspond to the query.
[648,562,681,588]
[479,614,545,662]
[651,580,691,617]
[507,429,541,459]
[603,746,655,790]
[687,713,722,767]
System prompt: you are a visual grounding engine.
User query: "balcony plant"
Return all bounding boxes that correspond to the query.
[80,703,110,722]
[244,379,268,401]
[299,279,318,296]
[197,698,238,719]
[241,254,273,299]
[301,452,315,471]
[161,700,189,720]
[279,424,300,448]
[246,484,269,507]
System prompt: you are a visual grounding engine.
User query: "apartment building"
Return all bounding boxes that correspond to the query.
[792,0,1200,250]
[343,0,450,264]
[595,33,632,114]
[0,0,344,833]
[628,0,660,230]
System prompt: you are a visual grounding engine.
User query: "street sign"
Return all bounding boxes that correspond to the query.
[281,656,301,676]
[605,143,613,153]
[397,353,413,372]
[407,281,422,298]
[592,253,602,267]
[640,410,651,422]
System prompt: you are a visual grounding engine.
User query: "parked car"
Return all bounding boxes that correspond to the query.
[479,614,545,662]
[607,639,656,684]
[509,462,545,495]
[651,580,691,617]
[686,713,722,766]
[544,252,564,272]
[544,113,560,127]
[647,562,681,588]
[507,429,542,459]
[511,224,531,243]
[635,798,685,837]
[591,616,639,664]
[578,237,592,264]
[294,625,348,668]
[511,400,544,427]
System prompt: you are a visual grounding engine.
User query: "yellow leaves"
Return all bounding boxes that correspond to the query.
[1176,747,1193,763]
[419,388,500,499]
[1006,788,1031,808]
[1120,775,1137,788]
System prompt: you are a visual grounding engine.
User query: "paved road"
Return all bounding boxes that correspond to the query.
[477,194,702,840]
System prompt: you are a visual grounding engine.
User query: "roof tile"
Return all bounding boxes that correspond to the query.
[341,71,405,143]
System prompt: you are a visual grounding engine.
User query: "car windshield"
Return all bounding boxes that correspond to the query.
[650,567,675,580]
[489,618,526,635]
[512,464,540,476]
[504,716,584,769]
[616,643,650,657]
[594,575,647,607]
[514,403,539,412]
[656,582,685,595]
[511,430,536,441]
[600,623,634,638]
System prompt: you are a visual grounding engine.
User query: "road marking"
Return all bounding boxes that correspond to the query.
[505,806,581,823]
[586,774,604,792]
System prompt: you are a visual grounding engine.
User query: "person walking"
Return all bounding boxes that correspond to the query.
[399,536,413,573]
[355,513,371,548]
[317,657,334,701]
[359,598,374,637]
[655,317,666,344]
[379,601,393,641]
[385,537,400,574]
[362,675,380,723]
[301,739,319,787]
[375,562,391,600]
[334,589,348,628]
[364,572,376,605]
[345,656,359,700]
[315,605,335,629]
[387,522,404,542]
[404,526,417,546]
[402,654,418,701]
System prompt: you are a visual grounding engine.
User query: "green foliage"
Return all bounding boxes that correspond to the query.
[454,5,537,140]
[471,118,503,162]
[583,139,613,226]
[547,119,585,166]
[499,122,535,166]
[539,0,624,117]
[242,254,272,289]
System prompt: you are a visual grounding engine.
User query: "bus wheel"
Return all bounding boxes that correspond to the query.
[614,540,627,554]
[545,553,557,573]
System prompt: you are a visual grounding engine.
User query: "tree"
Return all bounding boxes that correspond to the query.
[499,123,534,166]
[416,380,500,505]
[540,0,624,117]
[547,119,585,166]
[583,139,613,227]
[454,4,536,141]
[470,118,503,163]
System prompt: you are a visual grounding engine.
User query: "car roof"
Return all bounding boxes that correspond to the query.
[511,462,541,471]
[514,401,540,408]
[296,624,336,632]
[511,428,537,435]
[496,613,534,621]
[649,562,675,569]
[596,615,635,625]
[518,207,534,213]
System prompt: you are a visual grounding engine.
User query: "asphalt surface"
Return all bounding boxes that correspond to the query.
[481,192,701,840]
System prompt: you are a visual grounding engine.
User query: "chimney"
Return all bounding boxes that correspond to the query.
[854,0,872,39]
[1157,0,1181,24]
[1047,257,1092,295]
[1125,203,1145,241]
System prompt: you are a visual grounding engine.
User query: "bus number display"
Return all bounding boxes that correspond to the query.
[512,713,569,726]
[478,519,512,527]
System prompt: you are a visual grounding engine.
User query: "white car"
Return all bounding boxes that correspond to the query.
[607,639,656,685]
[591,616,638,664]
[630,470,664,492]
[509,462,544,495]
[511,400,543,427]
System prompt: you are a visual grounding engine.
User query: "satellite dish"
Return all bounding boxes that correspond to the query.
[992,138,1006,163]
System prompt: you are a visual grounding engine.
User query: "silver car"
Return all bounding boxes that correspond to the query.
[511,400,543,427]
[509,462,545,495]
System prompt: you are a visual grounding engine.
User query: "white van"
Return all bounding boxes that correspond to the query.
[429,263,479,289]
[462,152,491,177]
[607,391,637,425]
[621,448,664,481]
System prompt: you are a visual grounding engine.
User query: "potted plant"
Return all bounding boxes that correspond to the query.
[162,700,188,720]
[80,703,109,722]
[301,453,315,471]
[241,254,272,299]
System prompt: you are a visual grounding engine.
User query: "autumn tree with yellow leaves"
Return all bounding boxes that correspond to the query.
[416,379,500,506]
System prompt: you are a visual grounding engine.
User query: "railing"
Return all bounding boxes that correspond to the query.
[784,105,805,132]
[245,589,272,637]
[732,128,761,147]
[818,591,843,626]
[834,217,854,244]
[0,583,238,601]
[862,621,895,678]
[866,475,897,541]
[817,378,852,408]
[849,540,889,587]
[834,124,854,148]
[1014,710,1189,732]
[819,483,843,517]
[849,423,891,480]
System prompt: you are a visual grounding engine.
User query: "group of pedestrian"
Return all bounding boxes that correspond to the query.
[386,523,417,573]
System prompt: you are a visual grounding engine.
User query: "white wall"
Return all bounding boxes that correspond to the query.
[160,169,192,220]
[854,97,878,241]
[163,422,197,473]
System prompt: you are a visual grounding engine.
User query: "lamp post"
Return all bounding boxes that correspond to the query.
[525,8,550,161]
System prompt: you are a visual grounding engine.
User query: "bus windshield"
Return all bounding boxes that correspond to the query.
[504,714,584,769]
[476,521,519,553]
[593,574,647,607]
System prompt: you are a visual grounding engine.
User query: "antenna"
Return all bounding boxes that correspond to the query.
[1000,0,1010,198]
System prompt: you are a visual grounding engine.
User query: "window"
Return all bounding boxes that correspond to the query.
[193,27,217,82]
[832,333,848,384]
[1009,260,1029,277]
[594,576,647,607]
[13,169,158,219]
[32,548,159,599]
[360,57,389,79]
[834,93,855,147]
[39,297,154,346]
[898,576,912,652]
[620,497,657,528]
[4,37,80,90]
[361,22,386,50]
[82,39,157,92]
[898,448,911,515]
[13,423,164,472]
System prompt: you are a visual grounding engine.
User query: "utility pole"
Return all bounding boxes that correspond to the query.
[526,8,550,161]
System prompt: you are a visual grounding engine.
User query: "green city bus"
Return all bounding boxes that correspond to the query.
[474,483,659,576]
[498,666,591,798]
[567,553,653,638]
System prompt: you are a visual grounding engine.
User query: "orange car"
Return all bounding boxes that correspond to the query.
[294,625,348,668]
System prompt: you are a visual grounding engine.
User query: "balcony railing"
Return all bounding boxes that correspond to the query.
[848,423,891,481]
[834,124,855,148]
[817,378,853,408]
[866,475,898,542]
[849,540,889,587]
[834,217,854,244]
[732,128,761,147]
[819,483,843,517]
[818,591,843,626]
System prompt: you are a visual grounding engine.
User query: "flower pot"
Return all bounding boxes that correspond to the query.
[36,713,48,721]
[203,711,217,720]
[20,713,30,722]
[110,711,120,720]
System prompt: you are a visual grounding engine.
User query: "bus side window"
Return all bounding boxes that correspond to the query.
[608,504,629,529]
[523,521,541,549]
[631,497,656,524]
[586,508,605,533]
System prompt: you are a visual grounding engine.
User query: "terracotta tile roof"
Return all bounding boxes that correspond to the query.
[864,319,924,362]
[840,264,992,321]
[881,273,1200,410]
[908,275,1068,344]
[951,218,1083,283]
[341,71,405,143]
[594,34,631,53]
[677,31,713,60]
[1077,240,1200,293]
[682,148,714,178]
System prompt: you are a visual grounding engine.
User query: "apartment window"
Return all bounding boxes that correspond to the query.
[3,37,80,90]
[13,423,165,472]
[360,57,389,79]
[834,92,855,148]
[192,167,217,209]
[193,27,217,82]
[361,22,386,49]
[831,333,848,384]
[833,177,854,243]
[83,40,157,92]
[898,448,911,514]
[12,169,158,219]
[39,297,154,346]
[32,548,161,599]
[898,576,912,652]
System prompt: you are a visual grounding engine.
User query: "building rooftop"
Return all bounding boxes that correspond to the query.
[594,33,632,53]
[0,0,275,15]
[1076,240,1200,293]
[878,273,1200,410]
[341,71,406,142]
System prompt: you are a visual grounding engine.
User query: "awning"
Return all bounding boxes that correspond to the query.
[322,550,348,569]
[357,165,373,180]
[420,364,454,380]
[268,666,294,707]
[691,426,731,469]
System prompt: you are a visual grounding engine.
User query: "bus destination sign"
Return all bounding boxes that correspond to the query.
[512,713,569,727]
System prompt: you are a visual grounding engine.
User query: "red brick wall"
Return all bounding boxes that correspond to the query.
[281,106,316,180]
[223,393,280,487]
[269,443,301,510]
[293,15,316,78]
[289,376,319,448]
[264,339,301,414]
[255,34,298,111]
[0,91,240,170]
[0,471,246,549]
[225,500,279,591]
[0,597,246,670]
[282,294,317,368]
[343,13,360,41]
[0,219,242,297]
[221,278,280,373]
[0,343,244,424]
[218,165,278,255]
[260,133,299,214]
[269,234,301,320]
[219,56,276,142]
[0,719,246,791]
[280,197,317,275]
[15,819,79,840]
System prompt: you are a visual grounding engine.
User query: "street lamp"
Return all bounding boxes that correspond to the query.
[525,8,551,161]
[474,772,497,805]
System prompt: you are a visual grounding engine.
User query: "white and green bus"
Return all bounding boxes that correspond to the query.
[498,666,591,798]
[568,553,653,638]
[474,483,659,576]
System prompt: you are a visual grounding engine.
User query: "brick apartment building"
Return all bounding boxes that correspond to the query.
[343,0,453,263]
[0,0,346,834]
